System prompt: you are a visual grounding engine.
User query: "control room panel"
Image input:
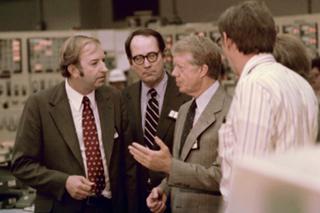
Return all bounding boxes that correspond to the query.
[0,13,320,142]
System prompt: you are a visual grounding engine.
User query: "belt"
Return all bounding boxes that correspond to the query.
[86,195,112,208]
[179,188,222,196]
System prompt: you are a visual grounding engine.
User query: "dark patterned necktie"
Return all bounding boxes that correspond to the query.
[180,100,197,155]
[144,88,160,150]
[82,96,105,195]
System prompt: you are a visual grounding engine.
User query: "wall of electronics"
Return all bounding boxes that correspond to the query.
[276,13,319,58]
[0,30,131,141]
[0,13,320,142]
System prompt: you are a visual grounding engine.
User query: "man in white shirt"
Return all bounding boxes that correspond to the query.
[128,35,231,213]
[217,0,319,205]
[11,35,133,213]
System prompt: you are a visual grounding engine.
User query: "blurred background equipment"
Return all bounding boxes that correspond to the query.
[227,145,320,213]
[0,140,35,211]
[108,68,127,91]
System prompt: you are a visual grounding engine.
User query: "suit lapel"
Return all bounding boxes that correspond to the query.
[180,85,225,161]
[157,75,181,140]
[174,102,190,158]
[96,88,114,167]
[128,82,144,143]
[49,82,84,169]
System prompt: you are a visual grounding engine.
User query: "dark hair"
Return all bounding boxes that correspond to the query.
[218,0,276,54]
[125,28,166,60]
[59,35,100,78]
[312,57,320,70]
[273,34,311,79]
[172,35,222,80]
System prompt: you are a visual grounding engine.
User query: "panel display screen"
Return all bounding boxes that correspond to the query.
[28,37,67,73]
[0,39,22,78]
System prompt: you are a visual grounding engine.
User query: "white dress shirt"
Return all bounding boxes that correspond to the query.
[194,80,220,125]
[218,54,319,203]
[65,80,111,198]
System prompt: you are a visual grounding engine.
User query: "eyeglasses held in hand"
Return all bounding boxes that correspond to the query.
[132,52,160,65]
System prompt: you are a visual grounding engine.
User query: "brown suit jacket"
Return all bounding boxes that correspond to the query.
[11,82,132,212]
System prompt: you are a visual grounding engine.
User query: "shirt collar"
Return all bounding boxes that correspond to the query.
[65,79,96,112]
[239,53,276,83]
[195,80,220,113]
[141,72,168,98]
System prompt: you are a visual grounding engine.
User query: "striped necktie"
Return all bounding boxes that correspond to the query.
[144,88,160,150]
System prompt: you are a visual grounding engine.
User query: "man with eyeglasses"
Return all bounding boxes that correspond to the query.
[128,35,231,213]
[122,28,190,213]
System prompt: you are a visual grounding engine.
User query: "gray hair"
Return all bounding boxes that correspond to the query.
[172,35,222,79]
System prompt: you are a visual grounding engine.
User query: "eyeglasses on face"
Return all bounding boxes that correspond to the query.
[132,51,160,65]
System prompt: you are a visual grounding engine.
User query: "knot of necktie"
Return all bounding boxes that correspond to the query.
[82,96,90,105]
[189,100,197,112]
[148,88,157,98]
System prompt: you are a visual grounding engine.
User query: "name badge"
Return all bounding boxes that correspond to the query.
[168,110,178,119]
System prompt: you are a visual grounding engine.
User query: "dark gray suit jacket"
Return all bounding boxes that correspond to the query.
[122,74,190,213]
[11,82,132,213]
